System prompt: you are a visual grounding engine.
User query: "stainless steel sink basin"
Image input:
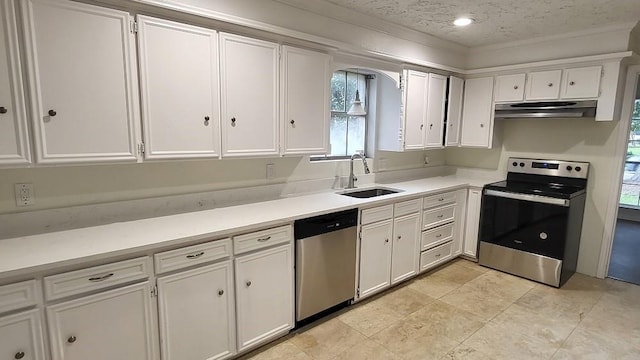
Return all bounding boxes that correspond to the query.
[340,188,400,198]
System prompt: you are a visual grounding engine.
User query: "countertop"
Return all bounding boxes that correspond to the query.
[0,175,495,280]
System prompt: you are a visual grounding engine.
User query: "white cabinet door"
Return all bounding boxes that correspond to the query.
[403,70,427,150]
[460,77,494,148]
[220,33,279,157]
[561,66,602,99]
[281,46,330,155]
[0,309,46,360]
[424,74,446,148]
[525,70,561,100]
[390,213,421,284]
[137,16,220,160]
[445,76,463,147]
[0,0,31,166]
[235,244,293,352]
[157,261,235,360]
[358,220,393,299]
[47,282,157,360]
[22,0,139,164]
[452,189,468,256]
[463,188,482,259]
[494,74,525,102]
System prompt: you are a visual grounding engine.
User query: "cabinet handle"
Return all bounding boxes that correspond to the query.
[480,123,484,128]
[67,336,77,344]
[246,280,252,287]
[384,239,389,243]
[14,351,25,359]
[231,117,236,127]
[218,289,224,296]
[0,106,7,114]
[547,83,553,87]
[435,253,441,258]
[204,116,210,126]
[48,109,57,117]
[186,251,205,259]
[429,123,433,129]
[257,236,271,242]
[290,119,295,125]
[438,198,444,201]
[436,234,442,238]
[88,273,114,282]
[513,85,518,90]
[397,235,402,240]
[569,81,575,86]
[420,124,424,130]
[437,214,444,218]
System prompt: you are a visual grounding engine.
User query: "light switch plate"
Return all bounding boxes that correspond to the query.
[15,183,35,206]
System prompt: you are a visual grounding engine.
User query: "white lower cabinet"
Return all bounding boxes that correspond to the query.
[358,219,393,298]
[390,213,421,284]
[0,309,46,360]
[46,282,157,360]
[463,188,483,259]
[157,261,235,360]
[234,243,294,352]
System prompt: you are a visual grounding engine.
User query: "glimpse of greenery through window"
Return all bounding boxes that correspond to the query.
[620,99,640,206]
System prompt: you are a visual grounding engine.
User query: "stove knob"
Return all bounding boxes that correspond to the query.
[575,166,581,172]
[566,166,573,171]
[519,162,525,167]
[512,161,518,167]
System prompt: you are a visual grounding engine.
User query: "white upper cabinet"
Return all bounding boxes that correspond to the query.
[220,33,279,157]
[424,74,446,148]
[0,0,31,166]
[403,70,428,150]
[494,74,525,102]
[281,46,330,156]
[445,76,464,147]
[460,77,495,148]
[525,70,562,100]
[137,16,220,160]
[22,0,140,164]
[561,66,602,99]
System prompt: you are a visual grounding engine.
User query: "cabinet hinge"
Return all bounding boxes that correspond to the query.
[357,288,360,297]
[358,229,362,240]
[130,21,138,34]
[151,285,158,297]
[137,142,145,156]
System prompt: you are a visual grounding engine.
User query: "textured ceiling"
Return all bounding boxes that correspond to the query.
[304,0,640,47]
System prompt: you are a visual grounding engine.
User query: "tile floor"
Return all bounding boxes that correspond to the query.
[241,258,640,360]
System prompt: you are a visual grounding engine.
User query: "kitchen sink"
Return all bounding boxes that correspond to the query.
[340,188,401,198]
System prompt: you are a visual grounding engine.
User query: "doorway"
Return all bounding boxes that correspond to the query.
[609,74,640,284]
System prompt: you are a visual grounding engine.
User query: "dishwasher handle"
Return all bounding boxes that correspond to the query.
[294,208,358,239]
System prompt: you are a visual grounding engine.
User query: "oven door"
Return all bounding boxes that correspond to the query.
[479,189,570,260]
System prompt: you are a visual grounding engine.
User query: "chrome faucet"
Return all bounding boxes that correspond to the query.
[346,153,370,189]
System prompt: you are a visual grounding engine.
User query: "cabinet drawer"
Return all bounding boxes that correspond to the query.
[154,238,232,274]
[394,198,422,217]
[421,223,454,251]
[44,257,151,301]
[233,225,292,255]
[423,191,456,209]
[0,280,38,315]
[420,242,453,272]
[422,204,455,230]
[360,204,393,225]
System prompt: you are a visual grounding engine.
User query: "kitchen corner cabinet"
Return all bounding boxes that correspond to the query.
[0,309,46,360]
[463,188,482,259]
[220,33,279,157]
[280,46,330,155]
[0,0,31,166]
[21,0,140,164]
[234,243,293,352]
[445,76,464,147]
[137,16,220,160]
[460,77,495,148]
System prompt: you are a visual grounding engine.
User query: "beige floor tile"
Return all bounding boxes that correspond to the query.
[449,258,489,273]
[431,262,488,284]
[408,273,463,299]
[407,300,485,343]
[331,338,397,360]
[551,327,640,360]
[441,344,496,360]
[243,340,312,360]
[371,286,434,316]
[462,322,559,360]
[464,270,535,303]
[370,319,459,360]
[289,318,367,360]
[578,293,640,347]
[439,284,513,321]
[515,285,595,323]
[490,303,578,347]
[408,262,485,299]
[337,299,403,337]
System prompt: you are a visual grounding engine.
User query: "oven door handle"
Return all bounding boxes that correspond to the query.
[484,189,570,207]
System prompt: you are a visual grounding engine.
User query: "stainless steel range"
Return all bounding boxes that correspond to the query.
[478,157,589,287]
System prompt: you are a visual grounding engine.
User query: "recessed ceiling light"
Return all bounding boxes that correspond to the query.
[453,17,473,27]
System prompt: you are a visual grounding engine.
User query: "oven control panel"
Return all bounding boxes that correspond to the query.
[508,158,589,179]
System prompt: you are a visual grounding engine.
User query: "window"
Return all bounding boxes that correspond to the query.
[315,70,368,159]
[620,98,640,206]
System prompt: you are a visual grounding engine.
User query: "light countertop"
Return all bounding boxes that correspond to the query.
[0,175,495,280]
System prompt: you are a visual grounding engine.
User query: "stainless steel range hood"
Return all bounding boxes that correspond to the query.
[494,100,597,119]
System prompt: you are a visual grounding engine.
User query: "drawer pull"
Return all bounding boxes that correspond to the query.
[436,234,442,238]
[88,273,114,282]
[186,251,205,259]
[397,235,402,240]
[218,289,224,296]
[15,351,25,359]
[437,214,444,218]
[246,281,252,287]
[67,336,77,344]
[435,253,441,258]
[257,236,271,242]
[438,198,444,201]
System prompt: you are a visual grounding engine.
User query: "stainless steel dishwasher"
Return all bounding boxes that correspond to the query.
[294,209,358,323]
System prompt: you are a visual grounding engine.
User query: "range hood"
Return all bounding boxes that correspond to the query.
[494,100,597,119]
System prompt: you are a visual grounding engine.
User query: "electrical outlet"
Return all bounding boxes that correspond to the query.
[266,163,275,180]
[15,183,35,206]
